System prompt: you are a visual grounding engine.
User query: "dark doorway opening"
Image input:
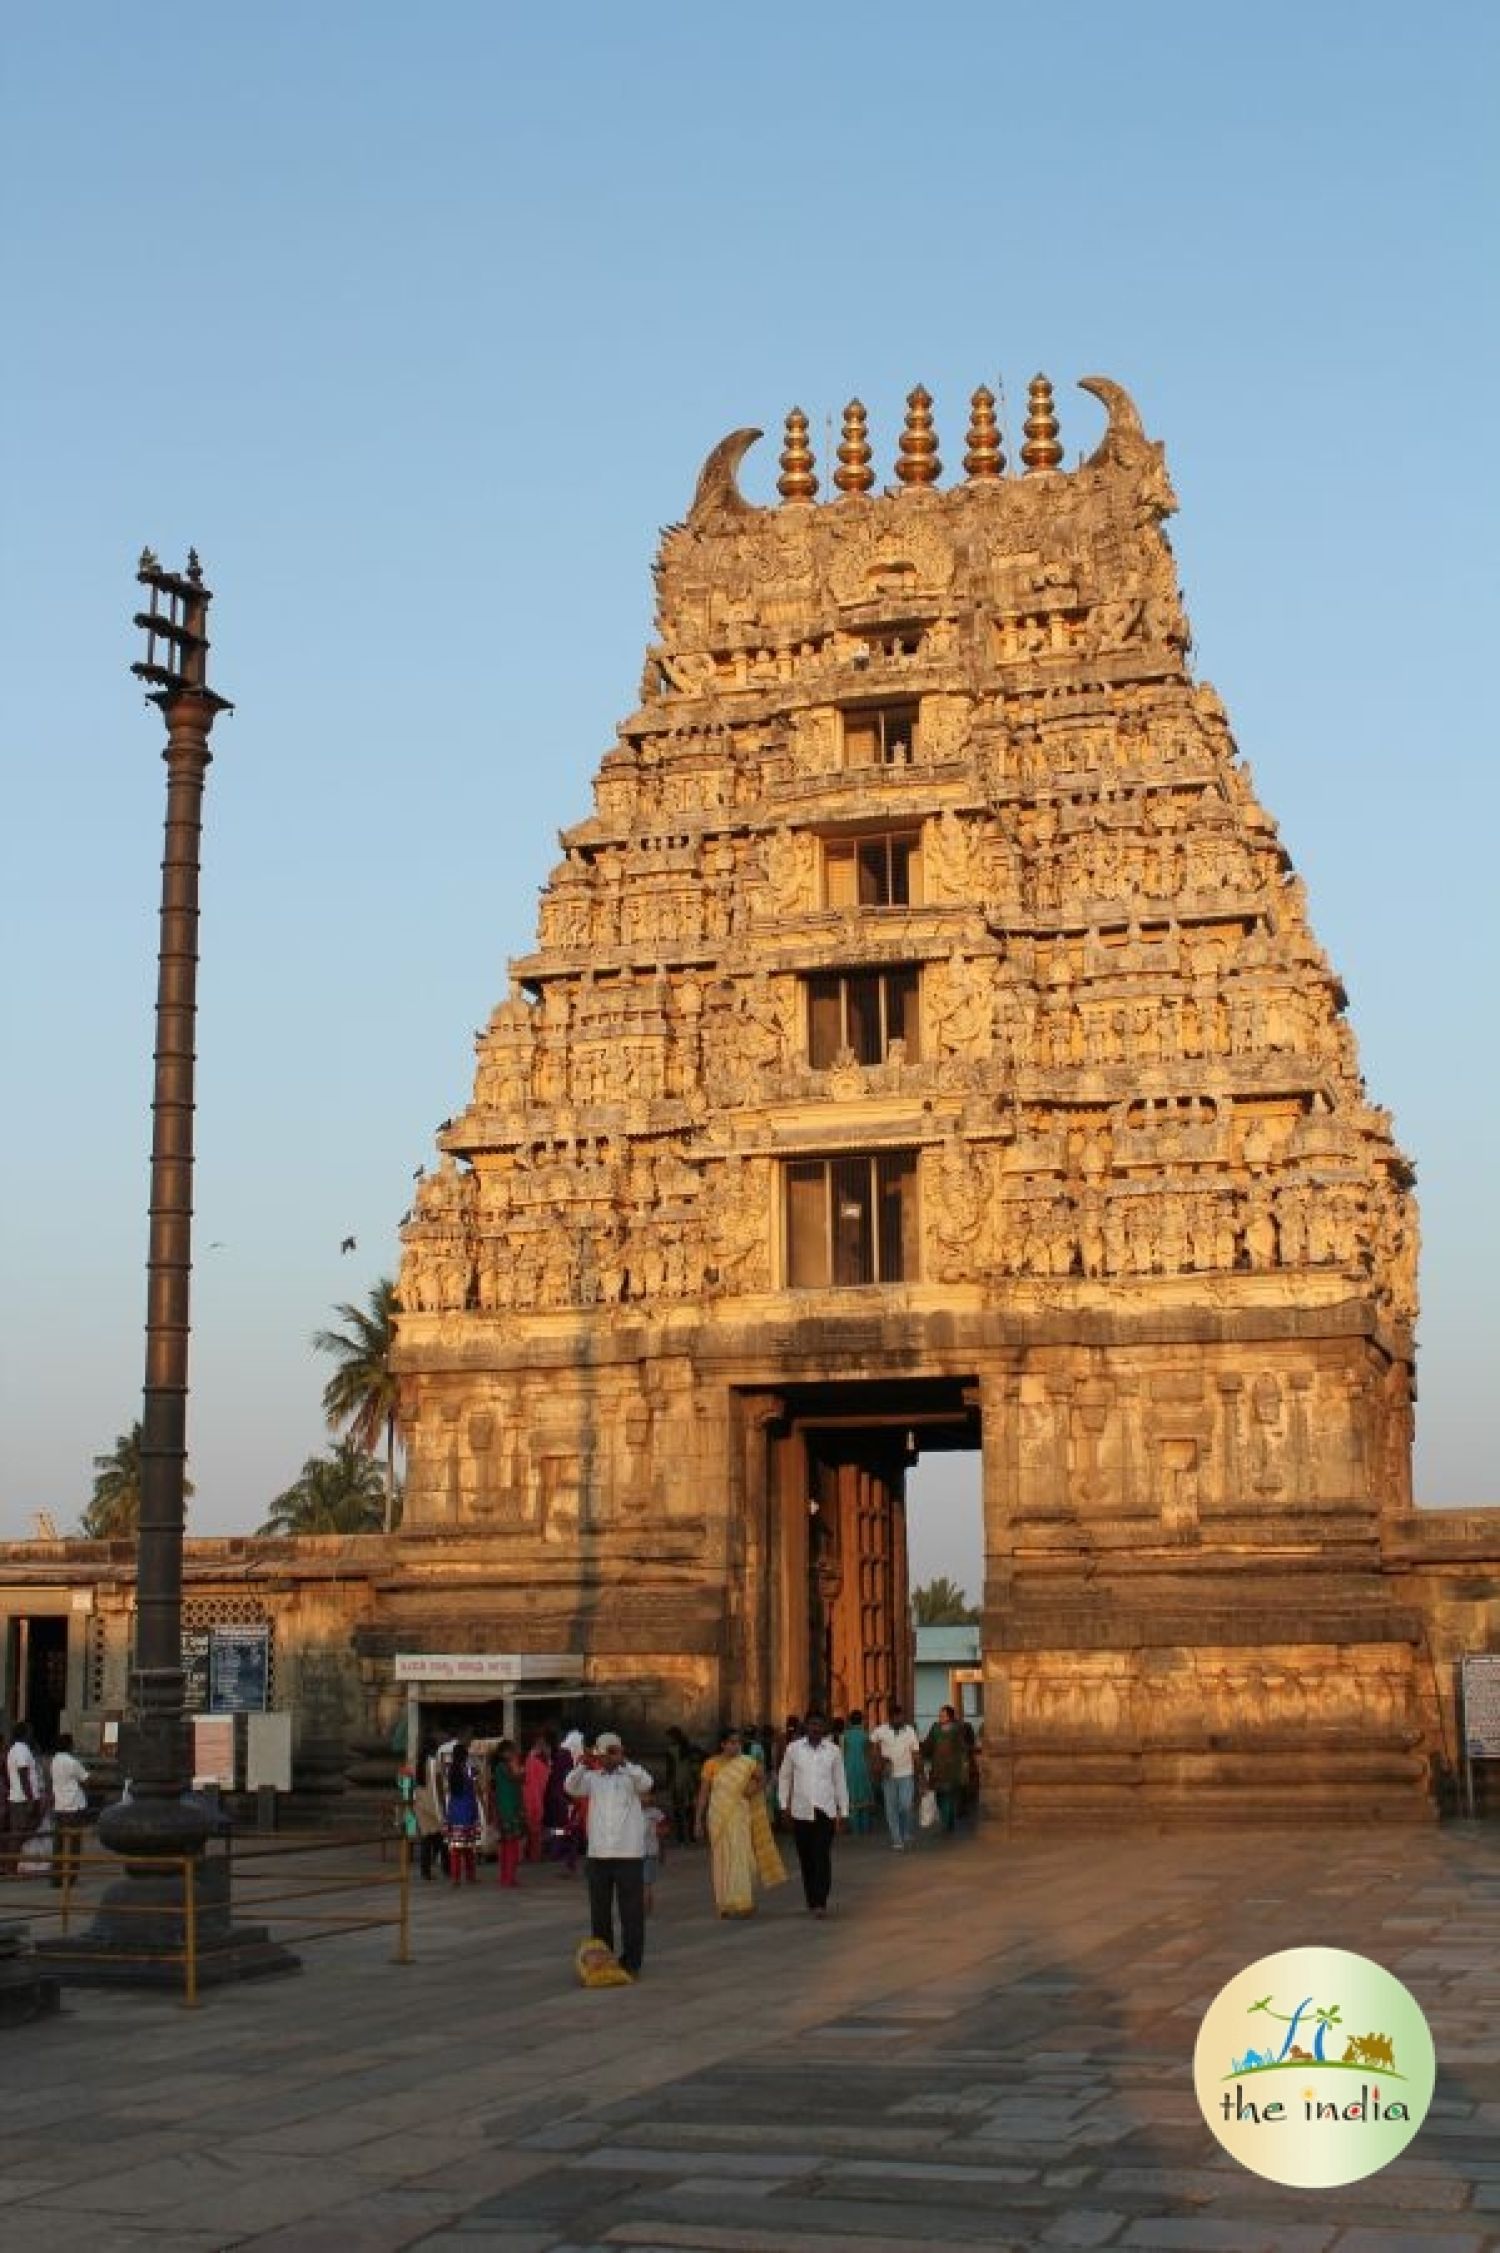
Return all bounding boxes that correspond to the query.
[8,1616,69,1749]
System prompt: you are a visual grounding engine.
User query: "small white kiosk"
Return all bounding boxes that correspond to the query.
[394,1651,588,1756]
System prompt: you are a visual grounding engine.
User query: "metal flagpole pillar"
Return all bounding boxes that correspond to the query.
[99,551,232,1863]
[47,561,295,1987]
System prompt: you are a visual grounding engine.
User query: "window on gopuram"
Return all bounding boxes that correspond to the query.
[822,831,921,909]
[843,700,919,767]
[784,1151,918,1288]
[806,966,921,1068]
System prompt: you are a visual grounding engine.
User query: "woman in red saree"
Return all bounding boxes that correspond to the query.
[523,1731,551,1862]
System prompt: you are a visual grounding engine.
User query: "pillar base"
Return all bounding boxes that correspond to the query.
[0,1921,62,2023]
[38,1797,299,1990]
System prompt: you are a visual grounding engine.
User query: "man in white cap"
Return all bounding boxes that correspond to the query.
[564,1730,654,1978]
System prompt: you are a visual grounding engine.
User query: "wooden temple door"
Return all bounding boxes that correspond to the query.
[815,1444,909,1722]
[770,1382,976,1728]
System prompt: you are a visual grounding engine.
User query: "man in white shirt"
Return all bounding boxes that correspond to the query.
[869,1702,923,1850]
[48,1732,90,1890]
[3,1723,41,1876]
[776,1711,848,1916]
[564,1730,654,1977]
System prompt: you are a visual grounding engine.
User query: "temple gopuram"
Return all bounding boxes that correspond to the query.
[7,374,1498,1822]
[388,374,1426,1821]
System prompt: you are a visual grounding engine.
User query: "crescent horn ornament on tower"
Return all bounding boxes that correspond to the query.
[687,426,763,523]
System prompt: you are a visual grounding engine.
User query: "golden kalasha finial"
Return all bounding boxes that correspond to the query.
[895,384,941,487]
[1020,373,1063,472]
[963,386,1005,479]
[833,399,875,495]
[777,408,818,503]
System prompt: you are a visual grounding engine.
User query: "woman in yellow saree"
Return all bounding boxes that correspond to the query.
[695,1727,787,1917]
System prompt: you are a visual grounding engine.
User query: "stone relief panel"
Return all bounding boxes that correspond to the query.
[1004,1347,1408,1530]
[1002,1647,1413,1745]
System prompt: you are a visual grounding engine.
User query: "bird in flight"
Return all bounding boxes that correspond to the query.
[340,1235,357,1255]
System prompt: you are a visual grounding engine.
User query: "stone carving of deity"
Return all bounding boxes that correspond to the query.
[709,1158,770,1291]
[928,809,975,901]
[933,950,993,1058]
[932,1136,988,1280]
[735,972,790,1075]
[765,825,814,917]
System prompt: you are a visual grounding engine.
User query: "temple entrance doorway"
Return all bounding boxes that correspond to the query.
[763,1378,981,1727]
[3,1613,69,1749]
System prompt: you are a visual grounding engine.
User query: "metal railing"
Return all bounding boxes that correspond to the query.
[3,1830,411,2006]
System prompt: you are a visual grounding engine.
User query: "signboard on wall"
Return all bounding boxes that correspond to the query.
[192,1715,235,1789]
[182,1630,211,1714]
[247,1710,293,1791]
[1461,1654,1500,1758]
[393,1652,582,1683]
[209,1625,270,1713]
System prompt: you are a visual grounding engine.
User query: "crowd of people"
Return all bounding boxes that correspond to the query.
[2,1721,90,1884]
[402,1703,982,1978]
[4,1699,977,1982]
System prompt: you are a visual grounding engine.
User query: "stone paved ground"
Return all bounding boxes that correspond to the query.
[1,1818,1498,2251]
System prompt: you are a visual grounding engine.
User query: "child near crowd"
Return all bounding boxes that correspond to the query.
[642,1798,669,1912]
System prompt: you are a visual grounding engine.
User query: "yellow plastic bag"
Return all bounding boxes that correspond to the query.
[575,1937,634,1988]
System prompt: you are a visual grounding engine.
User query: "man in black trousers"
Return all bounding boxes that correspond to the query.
[776,1710,849,1917]
[564,1730,654,1977]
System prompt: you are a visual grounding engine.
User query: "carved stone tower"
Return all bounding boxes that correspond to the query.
[393,375,1424,1822]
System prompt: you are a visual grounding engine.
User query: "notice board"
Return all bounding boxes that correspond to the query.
[181,1629,211,1714]
[246,1710,293,1792]
[192,1715,236,1789]
[1461,1654,1500,1758]
[209,1625,270,1713]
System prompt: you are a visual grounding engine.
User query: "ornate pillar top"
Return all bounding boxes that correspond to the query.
[1021,372,1063,473]
[895,384,941,487]
[963,385,1005,480]
[833,398,875,495]
[776,408,818,504]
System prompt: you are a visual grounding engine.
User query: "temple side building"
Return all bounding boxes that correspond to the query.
[6,374,1498,1822]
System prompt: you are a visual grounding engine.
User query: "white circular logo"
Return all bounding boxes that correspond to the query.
[1194,1945,1435,2187]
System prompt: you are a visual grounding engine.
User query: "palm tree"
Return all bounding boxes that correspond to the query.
[313,1277,402,1533]
[260,1437,388,1535]
[80,1422,194,1539]
[911,1575,980,1627]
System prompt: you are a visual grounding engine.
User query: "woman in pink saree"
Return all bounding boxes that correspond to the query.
[695,1727,787,1918]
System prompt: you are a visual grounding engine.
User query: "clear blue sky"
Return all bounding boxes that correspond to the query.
[3,6,1496,1589]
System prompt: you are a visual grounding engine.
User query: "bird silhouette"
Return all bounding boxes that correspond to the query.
[340,1235,356,1255]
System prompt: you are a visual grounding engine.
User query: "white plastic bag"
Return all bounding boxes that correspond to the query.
[918,1788,939,1831]
[17,1811,53,1877]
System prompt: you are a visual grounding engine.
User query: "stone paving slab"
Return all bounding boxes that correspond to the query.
[2,1823,1500,2249]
